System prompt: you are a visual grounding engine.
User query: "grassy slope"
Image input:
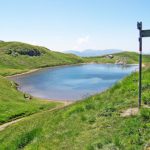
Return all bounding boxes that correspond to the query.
[0,41,83,123]
[0,41,83,76]
[0,65,150,149]
[0,75,62,124]
[84,51,150,64]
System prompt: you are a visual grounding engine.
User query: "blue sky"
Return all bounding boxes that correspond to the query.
[0,0,150,53]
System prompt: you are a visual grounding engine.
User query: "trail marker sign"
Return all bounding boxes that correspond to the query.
[137,22,150,108]
[141,30,150,37]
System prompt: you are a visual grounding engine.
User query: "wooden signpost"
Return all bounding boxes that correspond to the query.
[137,22,150,108]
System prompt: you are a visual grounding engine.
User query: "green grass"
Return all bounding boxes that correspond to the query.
[0,75,62,124]
[0,41,83,76]
[84,51,150,64]
[0,41,150,149]
[0,65,149,149]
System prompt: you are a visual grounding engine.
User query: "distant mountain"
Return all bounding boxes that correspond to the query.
[64,49,123,57]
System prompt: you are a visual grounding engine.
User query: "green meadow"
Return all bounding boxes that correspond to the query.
[0,41,150,149]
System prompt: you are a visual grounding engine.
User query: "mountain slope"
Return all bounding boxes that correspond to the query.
[84,51,150,64]
[0,42,83,76]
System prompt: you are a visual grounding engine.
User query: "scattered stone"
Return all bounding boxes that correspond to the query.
[105,55,114,59]
[24,93,32,100]
[115,60,125,65]
[115,56,128,65]
[11,52,19,57]
[10,81,19,89]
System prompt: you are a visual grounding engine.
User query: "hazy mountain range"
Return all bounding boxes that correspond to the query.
[64,49,123,57]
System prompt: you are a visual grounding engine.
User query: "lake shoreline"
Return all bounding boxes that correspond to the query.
[7,62,138,78]
[7,63,88,78]
[8,63,138,102]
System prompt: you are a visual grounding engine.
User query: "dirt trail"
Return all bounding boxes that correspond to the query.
[120,107,139,117]
[120,105,150,117]
[0,101,72,132]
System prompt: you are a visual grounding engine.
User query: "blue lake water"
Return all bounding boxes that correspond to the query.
[10,64,138,101]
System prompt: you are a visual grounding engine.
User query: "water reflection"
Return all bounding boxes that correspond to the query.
[10,64,138,101]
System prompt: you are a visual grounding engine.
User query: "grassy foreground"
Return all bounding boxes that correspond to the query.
[0,41,149,149]
[0,65,150,149]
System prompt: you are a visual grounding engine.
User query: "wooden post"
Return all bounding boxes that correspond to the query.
[137,22,142,108]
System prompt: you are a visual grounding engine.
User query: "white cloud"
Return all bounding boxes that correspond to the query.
[77,35,90,45]
[73,35,90,50]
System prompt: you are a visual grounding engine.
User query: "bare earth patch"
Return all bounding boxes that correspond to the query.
[120,107,139,117]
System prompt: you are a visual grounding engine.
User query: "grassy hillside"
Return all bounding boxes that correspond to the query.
[0,41,83,123]
[0,41,83,76]
[0,65,150,149]
[84,51,150,64]
[0,75,62,124]
[0,42,149,149]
